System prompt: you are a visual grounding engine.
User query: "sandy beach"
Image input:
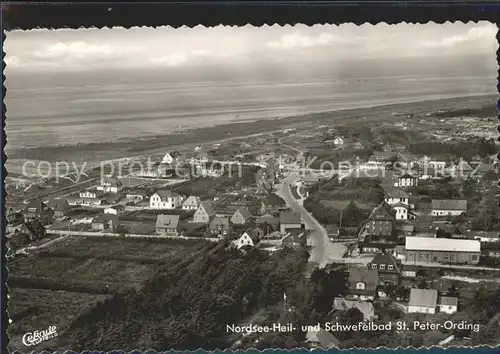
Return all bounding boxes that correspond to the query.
[5,93,495,170]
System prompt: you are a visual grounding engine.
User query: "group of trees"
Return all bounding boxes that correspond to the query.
[408,137,496,162]
[52,245,309,351]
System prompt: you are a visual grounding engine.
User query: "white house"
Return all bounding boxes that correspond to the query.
[408,288,438,314]
[161,153,174,164]
[438,296,458,314]
[97,177,122,194]
[431,199,467,216]
[334,136,344,146]
[232,232,260,249]
[395,174,418,188]
[384,189,409,206]
[392,203,410,220]
[79,189,104,199]
[149,190,183,210]
[182,196,200,210]
[104,207,118,215]
[104,205,125,215]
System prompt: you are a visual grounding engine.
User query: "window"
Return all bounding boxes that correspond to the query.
[379,264,386,270]
[372,264,377,269]
[449,306,452,310]
[471,255,478,261]
[387,265,394,270]
[356,282,366,290]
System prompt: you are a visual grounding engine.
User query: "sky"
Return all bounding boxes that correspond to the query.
[4,22,497,73]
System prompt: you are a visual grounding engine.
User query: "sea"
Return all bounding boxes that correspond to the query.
[5,68,496,152]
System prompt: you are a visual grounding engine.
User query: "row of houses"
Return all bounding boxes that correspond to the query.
[344,253,459,315]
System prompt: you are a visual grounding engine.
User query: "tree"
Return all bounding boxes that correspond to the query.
[338,307,364,326]
[445,284,460,298]
[417,280,428,289]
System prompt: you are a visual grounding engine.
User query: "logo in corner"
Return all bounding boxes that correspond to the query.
[22,326,58,346]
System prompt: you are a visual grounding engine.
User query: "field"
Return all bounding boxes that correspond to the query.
[7,236,209,349]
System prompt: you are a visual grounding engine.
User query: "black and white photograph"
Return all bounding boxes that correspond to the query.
[4,21,499,351]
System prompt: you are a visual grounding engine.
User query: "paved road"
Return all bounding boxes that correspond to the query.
[277,171,349,268]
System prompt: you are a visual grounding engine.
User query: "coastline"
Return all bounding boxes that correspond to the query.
[6,93,496,166]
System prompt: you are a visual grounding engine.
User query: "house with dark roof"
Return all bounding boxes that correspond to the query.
[155,214,180,236]
[368,253,402,285]
[384,188,409,206]
[91,213,119,231]
[255,213,280,234]
[208,216,230,237]
[281,229,307,249]
[346,268,379,301]
[306,328,340,349]
[408,288,438,314]
[481,242,500,258]
[48,199,70,218]
[431,199,467,217]
[125,188,147,202]
[23,199,53,225]
[279,210,303,234]
[150,190,183,210]
[193,201,216,224]
[230,207,253,225]
[471,162,495,180]
[260,193,287,215]
[365,202,396,237]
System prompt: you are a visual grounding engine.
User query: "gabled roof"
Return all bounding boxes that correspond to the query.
[280,210,302,224]
[302,172,318,183]
[199,201,216,217]
[333,297,375,320]
[25,199,49,212]
[439,296,458,307]
[234,207,252,219]
[306,329,340,349]
[475,162,494,173]
[155,214,180,229]
[154,189,180,200]
[409,288,438,308]
[209,216,230,229]
[369,202,395,221]
[101,177,122,188]
[385,188,409,198]
[248,227,264,239]
[431,199,467,211]
[262,193,286,207]
[369,253,401,274]
[456,160,474,172]
[182,195,200,206]
[242,229,261,243]
[348,268,379,292]
[282,229,306,244]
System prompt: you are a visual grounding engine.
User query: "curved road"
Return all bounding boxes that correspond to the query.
[277,171,348,268]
